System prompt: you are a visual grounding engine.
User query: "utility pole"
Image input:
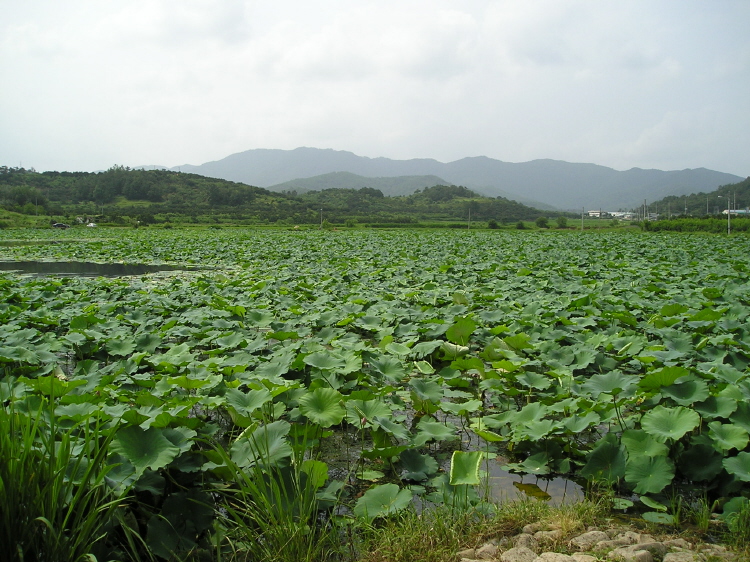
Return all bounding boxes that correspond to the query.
[581,207,584,232]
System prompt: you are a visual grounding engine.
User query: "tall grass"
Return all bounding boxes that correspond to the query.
[211,446,345,562]
[0,400,133,562]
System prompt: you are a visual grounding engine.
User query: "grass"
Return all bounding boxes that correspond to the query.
[0,399,137,562]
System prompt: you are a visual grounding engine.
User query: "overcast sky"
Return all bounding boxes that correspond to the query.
[1,1,749,176]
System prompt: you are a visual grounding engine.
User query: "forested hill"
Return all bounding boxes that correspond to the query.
[0,166,551,224]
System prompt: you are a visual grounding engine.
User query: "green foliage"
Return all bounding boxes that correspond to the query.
[0,401,135,562]
[1,227,750,557]
[535,216,549,228]
[556,216,568,228]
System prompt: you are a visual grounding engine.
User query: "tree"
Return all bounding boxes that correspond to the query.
[535,216,549,229]
[556,216,568,229]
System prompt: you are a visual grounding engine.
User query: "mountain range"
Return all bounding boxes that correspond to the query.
[161,148,743,211]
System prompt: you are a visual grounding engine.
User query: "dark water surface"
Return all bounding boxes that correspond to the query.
[0,261,200,277]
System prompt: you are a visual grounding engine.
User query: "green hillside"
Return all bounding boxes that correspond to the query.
[0,165,556,226]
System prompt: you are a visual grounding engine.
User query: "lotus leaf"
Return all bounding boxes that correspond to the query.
[449,450,484,485]
[708,422,750,452]
[353,483,413,522]
[111,425,182,475]
[625,455,675,494]
[298,388,346,427]
[641,405,700,442]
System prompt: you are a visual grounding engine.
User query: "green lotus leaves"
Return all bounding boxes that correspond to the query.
[638,366,690,392]
[303,351,347,372]
[353,483,413,522]
[621,429,669,458]
[678,441,724,482]
[449,450,484,485]
[111,425,182,475]
[230,420,293,468]
[625,455,675,494]
[708,422,749,452]
[446,316,476,346]
[641,405,700,442]
[723,452,750,482]
[400,449,439,481]
[582,370,638,398]
[580,434,626,485]
[298,388,346,427]
[661,377,710,406]
[695,396,738,420]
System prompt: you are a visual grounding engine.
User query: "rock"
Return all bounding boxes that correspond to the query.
[607,547,653,562]
[571,555,598,562]
[523,523,546,535]
[534,553,576,562]
[534,530,563,543]
[663,553,705,562]
[663,539,691,550]
[514,533,539,552]
[458,548,477,559]
[570,531,610,550]
[477,543,499,560]
[501,547,539,562]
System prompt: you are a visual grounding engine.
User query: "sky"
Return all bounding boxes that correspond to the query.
[1,1,749,177]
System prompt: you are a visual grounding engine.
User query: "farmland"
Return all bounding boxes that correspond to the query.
[1,227,750,560]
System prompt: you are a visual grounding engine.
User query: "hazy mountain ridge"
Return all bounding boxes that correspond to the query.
[269,172,449,196]
[169,147,743,210]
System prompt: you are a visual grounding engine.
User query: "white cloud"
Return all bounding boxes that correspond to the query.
[0,0,748,176]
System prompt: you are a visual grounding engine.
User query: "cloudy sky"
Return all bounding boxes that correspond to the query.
[1,1,749,176]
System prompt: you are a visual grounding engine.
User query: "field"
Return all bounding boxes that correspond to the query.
[2,227,750,560]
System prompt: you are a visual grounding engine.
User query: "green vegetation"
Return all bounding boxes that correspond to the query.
[1,228,749,559]
[0,166,563,227]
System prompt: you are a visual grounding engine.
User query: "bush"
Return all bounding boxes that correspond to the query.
[516,221,526,230]
[556,216,568,229]
[535,216,549,229]
[488,219,499,229]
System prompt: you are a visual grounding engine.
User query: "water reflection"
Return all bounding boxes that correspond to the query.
[0,261,200,277]
[485,458,583,506]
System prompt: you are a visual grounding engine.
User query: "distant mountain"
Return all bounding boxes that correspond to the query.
[269,172,448,196]
[170,148,743,210]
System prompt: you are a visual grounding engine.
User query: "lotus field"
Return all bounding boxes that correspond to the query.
[1,228,750,557]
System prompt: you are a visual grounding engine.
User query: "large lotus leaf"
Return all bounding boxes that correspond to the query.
[369,355,408,381]
[661,378,710,406]
[580,434,626,485]
[230,420,293,467]
[412,419,458,446]
[373,416,410,440]
[385,342,411,356]
[582,370,638,398]
[723,452,750,482]
[504,452,551,476]
[563,411,600,433]
[641,405,700,443]
[107,338,137,357]
[625,455,675,494]
[111,425,182,475]
[440,399,483,416]
[225,387,273,419]
[298,388,345,427]
[346,399,391,426]
[515,372,552,390]
[514,402,550,424]
[708,422,749,452]
[621,429,669,458]
[678,442,724,482]
[695,396,738,420]
[513,418,557,441]
[638,366,691,392]
[729,403,750,432]
[446,317,476,346]
[303,351,346,371]
[399,449,439,481]
[712,365,746,385]
[409,378,443,402]
[449,450,483,485]
[353,483,413,522]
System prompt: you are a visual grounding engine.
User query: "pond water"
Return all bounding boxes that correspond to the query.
[484,457,583,505]
[0,261,201,277]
